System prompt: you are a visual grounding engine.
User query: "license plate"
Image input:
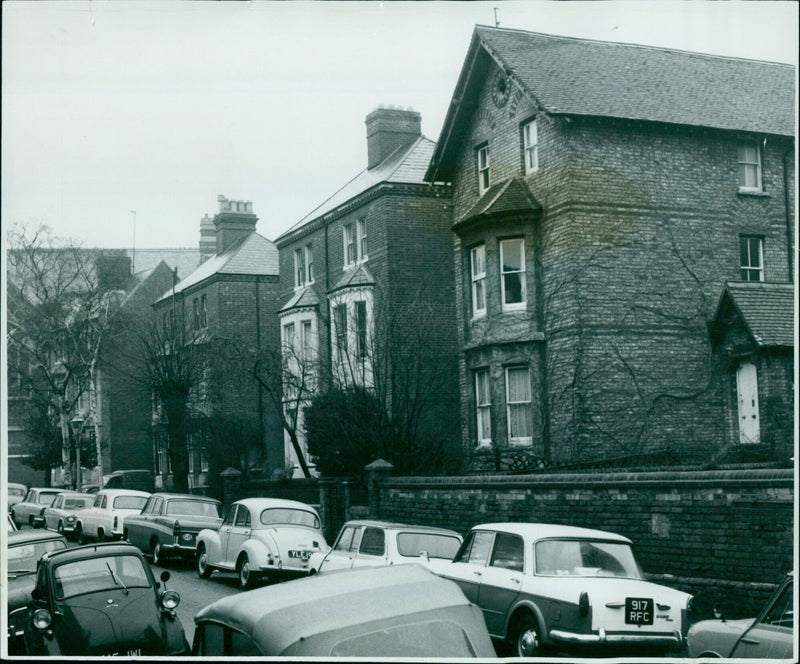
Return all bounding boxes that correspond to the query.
[625,598,653,625]
[288,549,311,560]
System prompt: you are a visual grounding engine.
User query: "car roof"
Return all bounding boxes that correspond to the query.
[340,520,462,536]
[28,487,62,494]
[8,483,28,489]
[54,491,94,497]
[472,522,632,543]
[7,530,67,545]
[195,564,476,651]
[97,489,151,497]
[40,541,145,565]
[235,497,319,513]
[150,492,221,503]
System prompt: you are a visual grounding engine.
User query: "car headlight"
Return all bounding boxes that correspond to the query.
[32,609,52,630]
[66,515,76,522]
[160,590,180,610]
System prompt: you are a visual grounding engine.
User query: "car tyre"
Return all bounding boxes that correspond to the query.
[237,554,256,590]
[76,524,87,545]
[197,544,213,579]
[28,515,35,527]
[512,614,544,658]
[57,520,64,535]
[152,539,166,566]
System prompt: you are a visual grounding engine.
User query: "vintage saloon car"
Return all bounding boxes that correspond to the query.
[33,492,94,534]
[8,482,28,510]
[193,563,497,658]
[311,520,463,574]
[10,542,189,656]
[440,523,694,657]
[10,487,62,528]
[74,488,150,542]
[124,492,223,565]
[196,497,329,589]
[687,572,793,659]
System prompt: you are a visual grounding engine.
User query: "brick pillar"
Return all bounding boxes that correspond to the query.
[220,467,243,507]
[365,459,394,519]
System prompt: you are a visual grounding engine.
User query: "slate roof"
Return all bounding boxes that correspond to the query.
[124,248,201,281]
[277,137,435,241]
[428,26,795,181]
[279,286,321,313]
[712,281,795,348]
[329,263,376,294]
[154,233,278,302]
[457,177,542,227]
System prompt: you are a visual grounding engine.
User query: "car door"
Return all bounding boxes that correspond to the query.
[46,495,63,529]
[217,506,237,566]
[320,525,362,572]
[130,496,154,549]
[351,527,388,568]
[731,577,793,659]
[477,532,525,635]
[443,530,495,605]
[225,506,251,563]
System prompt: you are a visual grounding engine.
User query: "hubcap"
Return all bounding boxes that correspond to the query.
[241,561,249,585]
[198,552,206,572]
[518,627,538,657]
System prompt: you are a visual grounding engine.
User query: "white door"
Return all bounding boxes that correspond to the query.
[736,362,760,444]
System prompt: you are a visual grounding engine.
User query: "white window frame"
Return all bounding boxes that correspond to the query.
[343,224,356,268]
[475,368,492,446]
[334,303,348,362]
[354,300,368,358]
[523,119,538,174]
[737,141,762,192]
[283,322,296,351]
[740,235,764,282]
[357,219,368,262]
[294,248,305,288]
[470,244,487,318]
[505,366,532,446]
[200,294,207,328]
[500,238,526,312]
[301,319,313,361]
[477,144,490,195]
[304,244,314,284]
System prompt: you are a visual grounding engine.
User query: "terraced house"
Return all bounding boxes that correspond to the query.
[425,27,795,467]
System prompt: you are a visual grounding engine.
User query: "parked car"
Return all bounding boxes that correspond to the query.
[440,522,694,657]
[9,541,189,656]
[6,530,68,654]
[103,469,155,492]
[11,488,62,528]
[196,497,329,589]
[32,492,94,534]
[124,492,223,565]
[80,483,100,494]
[8,513,19,532]
[687,572,793,658]
[310,519,463,574]
[193,563,497,657]
[74,489,150,543]
[8,482,28,510]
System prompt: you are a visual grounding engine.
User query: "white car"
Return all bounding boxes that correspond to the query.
[10,488,62,528]
[33,492,94,535]
[74,488,150,543]
[440,522,693,658]
[310,520,462,574]
[196,498,329,590]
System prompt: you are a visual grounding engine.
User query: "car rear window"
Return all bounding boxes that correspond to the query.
[397,533,461,560]
[39,493,60,506]
[534,539,642,578]
[113,495,148,510]
[328,619,479,657]
[260,508,319,529]
[64,497,93,510]
[9,487,25,497]
[54,554,151,599]
[8,539,67,573]
[166,500,222,517]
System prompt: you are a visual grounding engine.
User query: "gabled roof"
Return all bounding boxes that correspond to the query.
[457,177,542,227]
[279,286,320,314]
[428,26,795,181]
[277,137,436,241]
[711,281,795,348]
[329,263,376,294]
[154,233,278,302]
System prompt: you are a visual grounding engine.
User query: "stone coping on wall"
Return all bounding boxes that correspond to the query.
[646,572,783,594]
[380,467,795,490]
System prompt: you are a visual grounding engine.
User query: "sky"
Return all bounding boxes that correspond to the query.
[2,0,797,250]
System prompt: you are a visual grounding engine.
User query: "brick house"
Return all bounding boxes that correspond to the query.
[274,107,459,476]
[425,27,795,466]
[151,196,283,493]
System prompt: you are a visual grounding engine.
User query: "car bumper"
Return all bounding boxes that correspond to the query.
[32,516,46,528]
[62,523,79,534]
[549,627,684,648]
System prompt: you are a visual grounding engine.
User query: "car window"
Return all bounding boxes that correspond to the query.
[534,539,641,578]
[328,620,480,658]
[39,493,59,506]
[64,498,91,510]
[52,496,63,509]
[455,531,494,566]
[359,527,386,556]
[490,533,525,572]
[397,532,462,560]
[24,490,34,502]
[54,554,151,599]
[197,622,226,655]
[113,495,148,510]
[93,494,103,508]
[235,507,251,528]
[195,622,263,656]
[9,487,26,498]
[229,628,262,655]
[223,506,237,526]
[762,581,793,628]
[260,508,319,529]
[153,497,164,515]
[8,539,67,573]
[333,526,357,552]
[167,500,222,517]
[141,496,155,515]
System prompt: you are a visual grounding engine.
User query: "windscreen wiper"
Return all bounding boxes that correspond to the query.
[106,562,129,594]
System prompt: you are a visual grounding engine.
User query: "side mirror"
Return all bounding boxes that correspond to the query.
[713,606,725,622]
[31,587,42,601]
[160,570,171,583]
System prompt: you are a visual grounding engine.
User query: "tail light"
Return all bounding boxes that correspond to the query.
[579,592,590,617]
[113,517,119,530]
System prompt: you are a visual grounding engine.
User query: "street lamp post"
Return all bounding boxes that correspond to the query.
[70,415,85,491]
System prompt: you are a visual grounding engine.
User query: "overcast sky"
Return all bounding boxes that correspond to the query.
[2,1,797,250]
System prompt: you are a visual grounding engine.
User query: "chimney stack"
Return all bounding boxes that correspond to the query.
[199,214,216,262]
[365,106,421,169]
[213,195,257,254]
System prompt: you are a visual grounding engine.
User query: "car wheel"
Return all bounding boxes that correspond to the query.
[76,524,87,545]
[97,527,105,542]
[512,614,543,658]
[237,554,256,590]
[28,515,35,527]
[197,544,213,579]
[152,540,166,566]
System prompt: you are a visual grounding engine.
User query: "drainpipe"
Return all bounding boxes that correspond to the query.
[782,147,794,282]
[255,279,266,462]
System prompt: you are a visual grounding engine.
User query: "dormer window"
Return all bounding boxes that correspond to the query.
[738,141,762,192]
[477,144,490,195]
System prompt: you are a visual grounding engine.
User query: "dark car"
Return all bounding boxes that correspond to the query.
[193,563,497,658]
[6,530,68,654]
[123,492,223,565]
[9,541,189,656]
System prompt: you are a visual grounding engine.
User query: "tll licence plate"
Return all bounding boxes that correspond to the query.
[625,597,653,625]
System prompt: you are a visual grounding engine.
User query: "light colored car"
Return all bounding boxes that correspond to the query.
[440,522,693,658]
[687,572,793,658]
[10,488,62,528]
[196,497,329,589]
[124,493,223,565]
[74,488,150,543]
[192,563,497,658]
[310,519,462,574]
[8,482,28,510]
[33,492,94,535]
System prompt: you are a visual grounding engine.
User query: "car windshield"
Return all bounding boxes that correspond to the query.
[534,539,642,578]
[166,500,222,517]
[64,497,93,510]
[38,493,60,506]
[8,539,67,574]
[112,495,148,510]
[397,533,462,560]
[54,554,151,599]
[9,487,26,497]
[260,508,319,529]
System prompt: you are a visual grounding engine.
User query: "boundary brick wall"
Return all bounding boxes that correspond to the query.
[375,468,794,619]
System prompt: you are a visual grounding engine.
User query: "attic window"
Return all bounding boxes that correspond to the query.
[477,144,490,195]
[737,141,762,192]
